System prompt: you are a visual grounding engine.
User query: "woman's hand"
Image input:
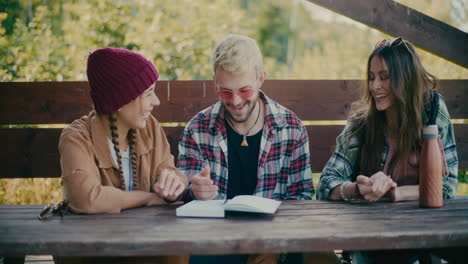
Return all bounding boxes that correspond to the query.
[357,172,396,202]
[388,185,419,202]
[145,193,165,206]
[153,169,186,202]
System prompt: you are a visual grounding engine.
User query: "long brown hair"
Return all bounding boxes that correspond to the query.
[348,39,439,181]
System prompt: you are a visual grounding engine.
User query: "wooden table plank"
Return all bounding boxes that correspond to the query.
[1,198,467,256]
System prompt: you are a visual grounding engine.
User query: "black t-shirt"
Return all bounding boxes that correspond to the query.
[226,120,262,199]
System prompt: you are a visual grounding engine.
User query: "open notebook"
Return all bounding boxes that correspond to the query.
[176,195,282,218]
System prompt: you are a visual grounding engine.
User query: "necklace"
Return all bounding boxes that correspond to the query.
[227,100,261,147]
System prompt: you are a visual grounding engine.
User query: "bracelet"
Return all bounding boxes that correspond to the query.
[340,182,351,202]
[340,181,359,202]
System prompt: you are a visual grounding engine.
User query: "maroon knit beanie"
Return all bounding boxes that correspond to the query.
[87,47,159,114]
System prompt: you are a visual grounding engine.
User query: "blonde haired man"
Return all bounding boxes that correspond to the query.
[177,35,315,263]
[213,34,263,77]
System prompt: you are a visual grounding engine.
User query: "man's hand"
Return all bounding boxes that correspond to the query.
[191,165,218,200]
[357,172,396,202]
[153,169,186,202]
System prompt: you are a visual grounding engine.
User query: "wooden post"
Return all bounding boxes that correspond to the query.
[307,0,468,68]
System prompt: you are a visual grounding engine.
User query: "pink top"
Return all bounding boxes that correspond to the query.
[383,137,420,186]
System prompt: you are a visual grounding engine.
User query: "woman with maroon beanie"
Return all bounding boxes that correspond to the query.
[56,47,189,264]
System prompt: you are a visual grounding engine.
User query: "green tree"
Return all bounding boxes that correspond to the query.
[0,0,255,81]
[253,0,295,65]
[0,0,21,35]
[0,0,466,81]
[0,5,68,81]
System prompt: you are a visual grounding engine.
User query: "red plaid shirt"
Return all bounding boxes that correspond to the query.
[177,92,314,200]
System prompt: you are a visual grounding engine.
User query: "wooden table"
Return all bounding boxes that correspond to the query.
[1,198,467,257]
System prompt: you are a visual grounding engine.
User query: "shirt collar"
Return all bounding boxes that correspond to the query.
[261,91,289,129]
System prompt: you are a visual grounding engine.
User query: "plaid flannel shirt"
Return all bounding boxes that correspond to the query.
[317,92,458,200]
[177,91,314,200]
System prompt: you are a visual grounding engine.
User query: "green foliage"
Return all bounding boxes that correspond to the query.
[122,0,253,80]
[0,178,62,204]
[1,0,466,82]
[0,5,69,81]
[0,0,21,35]
[254,1,294,64]
[0,0,254,81]
[459,170,468,183]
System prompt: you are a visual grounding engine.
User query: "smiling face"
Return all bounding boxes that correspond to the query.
[214,68,264,123]
[368,56,395,112]
[117,83,160,130]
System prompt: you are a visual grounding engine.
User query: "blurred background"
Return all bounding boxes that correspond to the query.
[1,0,467,203]
[1,0,467,81]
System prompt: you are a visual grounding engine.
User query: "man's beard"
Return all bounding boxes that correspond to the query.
[225,98,259,124]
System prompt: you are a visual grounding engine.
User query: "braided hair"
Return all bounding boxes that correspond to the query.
[109,112,138,190]
[127,128,139,190]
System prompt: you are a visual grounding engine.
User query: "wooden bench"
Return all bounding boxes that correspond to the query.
[1,80,467,180]
[0,80,466,264]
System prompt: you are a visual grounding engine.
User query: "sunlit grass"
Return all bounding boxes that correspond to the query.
[0,178,62,204]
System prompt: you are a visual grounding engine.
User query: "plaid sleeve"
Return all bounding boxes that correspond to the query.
[176,126,206,179]
[284,124,314,200]
[436,96,458,199]
[317,120,360,200]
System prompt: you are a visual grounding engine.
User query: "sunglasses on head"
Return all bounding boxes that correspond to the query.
[375,37,412,54]
[38,200,69,221]
[216,88,254,101]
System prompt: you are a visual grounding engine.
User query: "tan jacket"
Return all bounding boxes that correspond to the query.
[59,111,188,213]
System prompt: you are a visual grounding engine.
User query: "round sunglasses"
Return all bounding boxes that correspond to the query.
[216,88,254,100]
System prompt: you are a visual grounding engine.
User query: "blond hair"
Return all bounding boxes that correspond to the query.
[212,34,263,76]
